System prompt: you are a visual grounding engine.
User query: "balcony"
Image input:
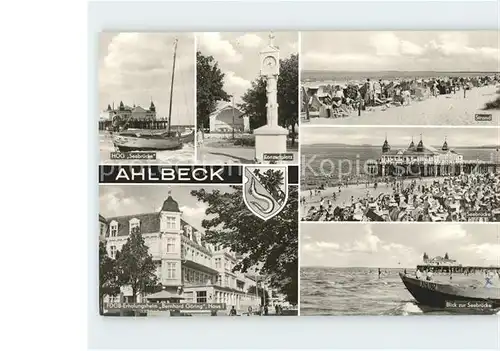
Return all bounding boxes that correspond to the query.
[182,258,219,275]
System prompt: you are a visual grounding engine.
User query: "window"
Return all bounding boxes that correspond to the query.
[129,218,140,234]
[224,275,228,286]
[196,291,207,303]
[166,216,176,230]
[185,226,192,240]
[109,245,117,259]
[110,221,118,237]
[166,238,176,253]
[215,258,221,269]
[194,271,199,283]
[167,262,176,279]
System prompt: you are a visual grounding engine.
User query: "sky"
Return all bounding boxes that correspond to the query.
[197,32,298,103]
[99,185,234,232]
[99,32,195,125]
[301,223,500,268]
[301,31,500,72]
[301,127,500,147]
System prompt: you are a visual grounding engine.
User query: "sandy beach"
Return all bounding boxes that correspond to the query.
[300,178,440,211]
[305,85,500,126]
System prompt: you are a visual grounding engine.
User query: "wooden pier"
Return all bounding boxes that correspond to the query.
[416,265,500,274]
[98,120,194,131]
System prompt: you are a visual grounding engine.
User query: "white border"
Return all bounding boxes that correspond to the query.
[88,1,500,350]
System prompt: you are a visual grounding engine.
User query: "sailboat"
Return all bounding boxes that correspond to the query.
[112,38,193,152]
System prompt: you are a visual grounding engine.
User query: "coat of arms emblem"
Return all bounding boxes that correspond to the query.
[243,165,288,220]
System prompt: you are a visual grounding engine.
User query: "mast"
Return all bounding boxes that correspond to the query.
[167,38,178,135]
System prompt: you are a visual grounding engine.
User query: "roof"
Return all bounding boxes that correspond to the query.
[161,195,180,212]
[132,106,148,113]
[99,214,107,223]
[383,142,462,156]
[210,102,244,117]
[107,212,161,237]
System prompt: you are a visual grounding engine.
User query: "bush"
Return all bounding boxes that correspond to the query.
[234,138,255,147]
[483,96,500,110]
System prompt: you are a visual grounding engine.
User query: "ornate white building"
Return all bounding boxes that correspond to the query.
[370,136,465,177]
[101,194,268,313]
[100,100,157,121]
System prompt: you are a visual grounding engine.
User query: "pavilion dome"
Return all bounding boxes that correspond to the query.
[161,195,180,212]
[382,138,391,153]
[442,140,449,151]
[416,139,424,152]
[408,139,415,151]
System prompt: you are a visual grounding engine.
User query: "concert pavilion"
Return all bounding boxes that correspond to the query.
[100,194,285,314]
[366,136,499,177]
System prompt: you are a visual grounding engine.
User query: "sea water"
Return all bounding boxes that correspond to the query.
[300,267,496,316]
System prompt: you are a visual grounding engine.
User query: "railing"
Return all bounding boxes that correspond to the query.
[98,120,194,131]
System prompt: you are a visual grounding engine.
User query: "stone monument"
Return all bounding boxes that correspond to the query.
[253,33,288,163]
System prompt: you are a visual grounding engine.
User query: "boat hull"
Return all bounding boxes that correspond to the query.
[180,130,195,143]
[399,272,500,311]
[112,133,182,151]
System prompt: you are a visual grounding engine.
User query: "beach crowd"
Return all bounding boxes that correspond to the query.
[303,74,500,119]
[301,173,500,222]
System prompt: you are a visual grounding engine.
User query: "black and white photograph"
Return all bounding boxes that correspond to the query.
[196,32,299,164]
[99,33,195,164]
[301,31,500,125]
[300,127,500,222]
[98,182,298,316]
[300,223,500,315]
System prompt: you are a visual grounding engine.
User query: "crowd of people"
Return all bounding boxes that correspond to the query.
[411,267,500,288]
[303,74,500,119]
[301,173,500,222]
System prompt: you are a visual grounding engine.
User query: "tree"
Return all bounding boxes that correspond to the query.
[423,252,429,260]
[247,285,270,306]
[190,185,298,305]
[238,54,299,145]
[444,252,449,260]
[115,227,158,303]
[196,51,230,129]
[99,241,120,315]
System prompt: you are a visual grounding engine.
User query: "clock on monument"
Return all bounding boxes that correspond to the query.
[260,35,280,76]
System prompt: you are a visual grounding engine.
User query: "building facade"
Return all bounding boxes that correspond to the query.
[209,103,250,133]
[100,101,157,121]
[102,194,263,313]
[366,137,498,177]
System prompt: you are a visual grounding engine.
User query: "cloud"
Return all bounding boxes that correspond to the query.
[432,224,467,241]
[99,33,195,124]
[316,241,341,249]
[400,40,424,55]
[369,32,401,56]
[180,203,208,222]
[344,226,381,253]
[288,41,298,52]
[302,31,499,71]
[460,243,500,264]
[304,52,380,65]
[99,187,140,217]
[224,71,251,91]
[198,32,242,63]
[236,33,262,48]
